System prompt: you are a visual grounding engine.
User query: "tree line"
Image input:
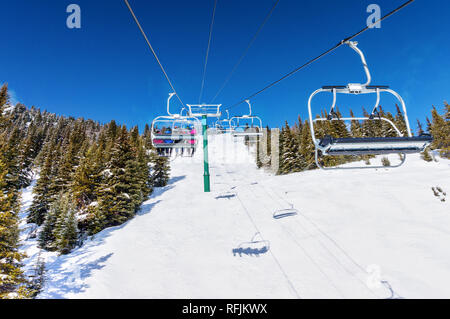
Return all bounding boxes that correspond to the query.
[256,103,449,174]
[0,83,170,298]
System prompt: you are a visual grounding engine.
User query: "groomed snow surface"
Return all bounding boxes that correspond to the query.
[20,134,450,299]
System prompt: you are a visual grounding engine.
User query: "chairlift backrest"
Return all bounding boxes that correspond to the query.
[186,104,222,118]
[231,100,263,136]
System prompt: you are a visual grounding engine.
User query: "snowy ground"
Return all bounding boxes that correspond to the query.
[19,134,450,299]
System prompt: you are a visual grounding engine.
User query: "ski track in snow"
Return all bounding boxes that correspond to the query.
[18,134,450,299]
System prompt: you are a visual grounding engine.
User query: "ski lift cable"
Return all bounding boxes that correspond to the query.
[217,172,302,299]
[234,189,302,299]
[257,183,379,297]
[246,185,345,298]
[199,0,218,104]
[210,0,281,103]
[124,0,185,107]
[223,0,415,112]
[261,182,401,297]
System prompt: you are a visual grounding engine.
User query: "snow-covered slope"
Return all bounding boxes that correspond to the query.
[20,134,450,299]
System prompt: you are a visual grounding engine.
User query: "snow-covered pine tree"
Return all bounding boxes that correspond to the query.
[326,109,350,167]
[0,84,8,130]
[256,134,263,169]
[38,198,60,251]
[361,107,375,137]
[143,123,152,150]
[97,126,142,227]
[150,152,170,187]
[417,119,425,136]
[394,104,408,136]
[28,147,54,225]
[136,138,153,199]
[16,127,38,189]
[279,122,303,174]
[72,144,102,209]
[381,111,398,137]
[430,105,450,158]
[0,157,32,299]
[53,194,78,254]
[2,127,22,194]
[299,120,316,170]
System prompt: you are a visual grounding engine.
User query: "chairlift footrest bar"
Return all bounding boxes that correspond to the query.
[318,135,433,156]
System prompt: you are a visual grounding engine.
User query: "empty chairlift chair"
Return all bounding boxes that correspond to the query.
[215,110,236,134]
[231,100,263,137]
[307,41,432,169]
[186,103,222,118]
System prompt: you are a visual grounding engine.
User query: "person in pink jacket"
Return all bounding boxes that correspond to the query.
[189,126,196,156]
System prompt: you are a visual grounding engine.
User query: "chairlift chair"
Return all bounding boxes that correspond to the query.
[307,41,432,170]
[151,93,201,153]
[231,100,263,137]
[215,110,236,133]
[186,103,222,118]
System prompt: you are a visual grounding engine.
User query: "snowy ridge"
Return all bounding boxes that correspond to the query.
[20,134,450,298]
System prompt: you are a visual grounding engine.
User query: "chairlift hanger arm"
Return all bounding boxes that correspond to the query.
[345,41,371,87]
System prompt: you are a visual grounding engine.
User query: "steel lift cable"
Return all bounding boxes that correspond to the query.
[211,0,281,103]
[223,0,415,112]
[261,183,402,298]
[124,0,185,107]
[216,168,302,299]
[199,0,218,104]
[245,185,345,298]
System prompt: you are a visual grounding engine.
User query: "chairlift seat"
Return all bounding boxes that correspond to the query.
[318,135,432,156]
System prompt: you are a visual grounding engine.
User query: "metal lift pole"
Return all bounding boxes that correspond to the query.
[202,115,211,192]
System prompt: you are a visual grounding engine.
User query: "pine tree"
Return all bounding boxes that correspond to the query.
[394,104,408,136]
[279,122,303,174]
[39,193,78,254]
[97,126,143,227]
[28,149,54,225]
[38,200,60,251]
[0,84,9,130]
[445,101,450,121]
[430,105,450,158]
[17,129,37,189]
[0,83,9,107]
[143,124,153,150]
[136,139,153,199]
[53,195,78,254]
[2,127,22,194]
[72,144,103,208]
[349,109,363,137]
[256,135,263,169]
[299,120,316,170]
[150,152,170,187]
[0,158,31,298]
[361,107,376,137]
[416,119,425,136]
[381,111,398,137]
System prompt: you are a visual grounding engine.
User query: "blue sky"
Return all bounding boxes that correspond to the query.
[1,0,449,131]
